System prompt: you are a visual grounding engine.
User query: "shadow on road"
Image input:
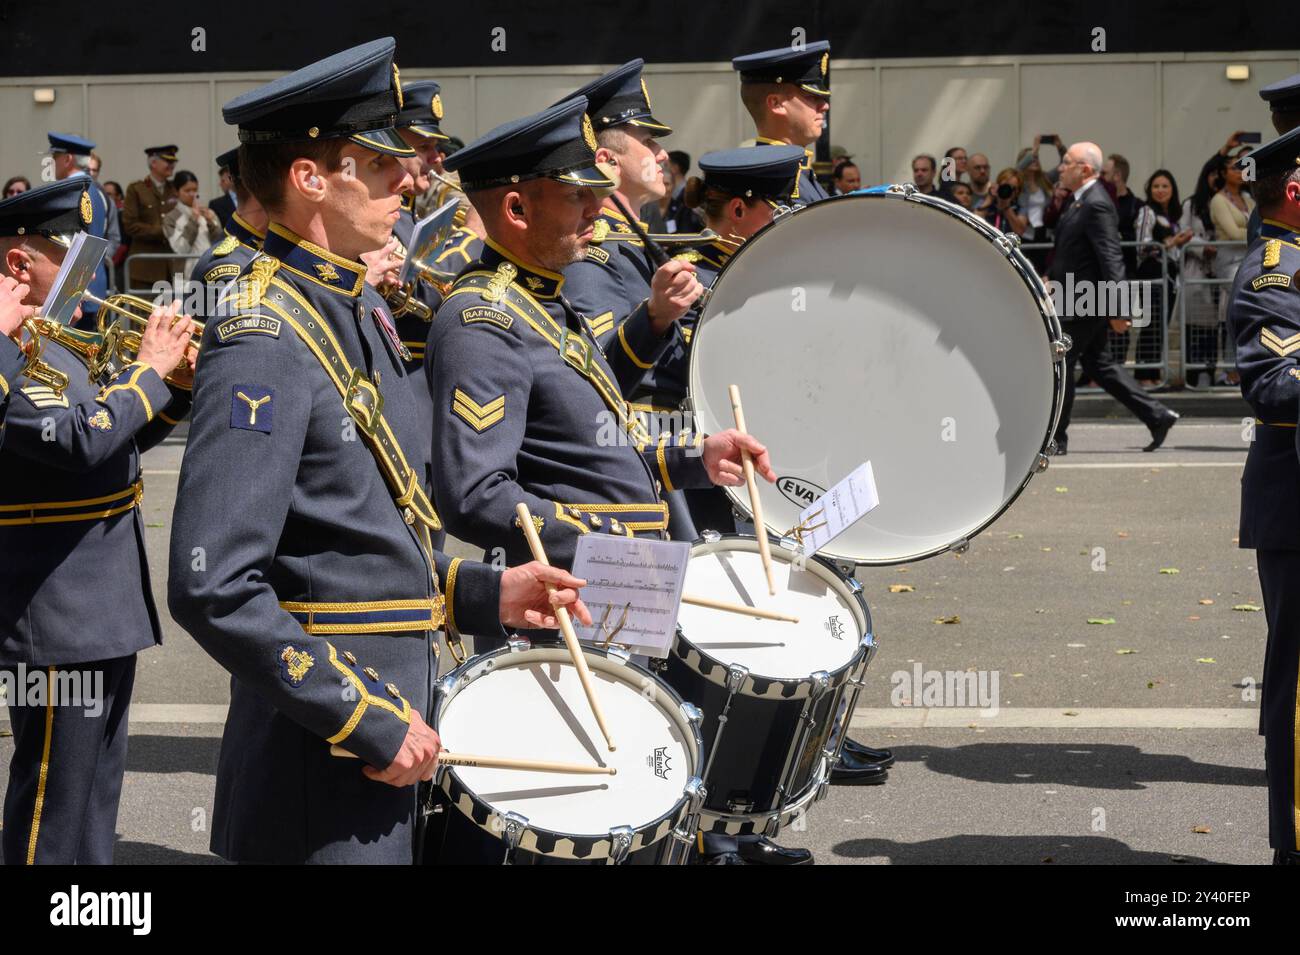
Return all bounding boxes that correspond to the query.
[125,734,221,775]
[832,833,1224,864]
[113,839,224,865]
[893,742,1265,789]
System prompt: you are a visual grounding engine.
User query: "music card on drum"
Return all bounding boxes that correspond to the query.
[796,461,880,556]
[570,536,690,658]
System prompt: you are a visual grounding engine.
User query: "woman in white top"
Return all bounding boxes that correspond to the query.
[1013,145,1055,273]
[163,170,223,276]
[1207,149,1254,383]
[1131,169,1192,383]
[1178,160,1224,388]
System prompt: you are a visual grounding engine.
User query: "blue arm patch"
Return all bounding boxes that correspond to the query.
[231,384,274,433]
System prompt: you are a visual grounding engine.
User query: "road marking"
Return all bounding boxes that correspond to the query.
[143,469,180,475]
[849,707,1257,729]
[1,705,1258,730]
[1048,461,1244,469]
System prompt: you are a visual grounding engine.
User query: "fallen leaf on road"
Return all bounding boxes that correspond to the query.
[1087,617,1116,625]
[1188,615,1201,621]
[1054,487,1068,493]
[1041,547,1052,552]
[1067,643,1086,648]
[1009,533,1024,539]
[1233,604,1263,612]
[1191,826,1211,835]
[1159,568,1179,574]
[1063,711,1078,717]
[933,615,961,625]
[1117,649,1138,655]
[1003,566,1016,572]
[1199,599,1214,605]
[1116,531,1129,538]
[1196,658,1217,664]
[888,584,914,593]
[1012,673,1025,678]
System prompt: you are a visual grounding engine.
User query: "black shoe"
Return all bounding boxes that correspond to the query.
[842,738,895,768]
[1274,849,1300,865]
[1143,412,1179,452]
[736,835,814,866]
[1052,440,1068,456]
[703,851,747,865]
[830,748,889,784]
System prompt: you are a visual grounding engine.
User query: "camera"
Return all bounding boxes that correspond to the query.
[996,182,1016,200]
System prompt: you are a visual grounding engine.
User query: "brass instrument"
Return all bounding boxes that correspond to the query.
[92,293,203,390]
[383,242,463,322]
[596,229,721,249]
[13,317,121,396]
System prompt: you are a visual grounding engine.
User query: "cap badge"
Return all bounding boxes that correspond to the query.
[79,190,93,225]
[582,113,598,152]
[641,77,652,110]
[820,52,829,79]
[392,64,404,109]
[432,93,444,121]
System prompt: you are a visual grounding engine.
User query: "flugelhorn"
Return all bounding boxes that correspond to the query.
[12,316,121,397]
[93,293,203,390]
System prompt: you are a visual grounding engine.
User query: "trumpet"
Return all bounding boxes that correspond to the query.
[12,316,121,397]
[92,293,203,390]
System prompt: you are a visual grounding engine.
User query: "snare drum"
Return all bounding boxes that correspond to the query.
[425,642,705,865]
[688,186,1066,566]
[663,534,876,837]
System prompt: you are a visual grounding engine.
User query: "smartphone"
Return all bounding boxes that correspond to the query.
[1040,133,1057,141]
[1238,132,1262,144]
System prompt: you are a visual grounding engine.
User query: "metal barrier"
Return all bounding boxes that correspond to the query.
[122,252,196,297]
[1176,238,1247,390]
[1020,238,1173,386]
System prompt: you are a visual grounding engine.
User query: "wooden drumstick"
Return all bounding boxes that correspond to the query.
[330,745,616,775]
[515,502,616,752]
[728,384,777,596]
[681,593,798,623]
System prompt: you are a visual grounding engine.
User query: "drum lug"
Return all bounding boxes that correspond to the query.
[835,558,857,578]
[498,810,528,863]
[951,538,970,555]
[507,636,532,653]
[994,232,1021,255]
[672,776,708,847]
[607,825,635,865]
[846,575,864,596]
[605,644,631,665]
[680,701,704,727]
[889,182,918,199]
[725,663,749,695]
[777,535,801,553]
[810,671,831,701]
[1036,452,1050,473]
[701,528,722,544]
[1053,335,1072,359]
[678,395,693,416]
[694,287,713,313]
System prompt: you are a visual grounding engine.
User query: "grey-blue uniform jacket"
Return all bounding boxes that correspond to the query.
[1,336,189,666]
[561,206,681,395]
[0,336,25,440]
[629,238,734,410]
[167,223,505,863]
[187,210,264,306]
[426,239,712,571]
[755,138,827,206]
[1229,221,1300,551]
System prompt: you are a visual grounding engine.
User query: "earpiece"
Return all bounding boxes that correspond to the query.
[308,176,321,187]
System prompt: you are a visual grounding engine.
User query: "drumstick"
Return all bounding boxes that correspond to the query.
[330,745,616,775]
[681,593,798,623]
[728,384,777,596]
[515,502,616,752]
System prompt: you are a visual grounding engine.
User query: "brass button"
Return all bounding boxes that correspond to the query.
[343,651,357,666]
[385,682,401,699]
[364,666,380,682]
[569,507,582,519]
[403,507,415,525]
[589,515,602,528]
[610,519,622,533]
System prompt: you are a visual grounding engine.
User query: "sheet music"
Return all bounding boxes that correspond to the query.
[570,535,690,658]
[41,234,108,326]
[399,199,460,287]
[796,461,880,555]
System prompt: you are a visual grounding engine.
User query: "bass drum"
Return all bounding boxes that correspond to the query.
[687,186,1067,565]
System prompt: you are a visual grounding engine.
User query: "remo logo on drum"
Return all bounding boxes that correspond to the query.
[647,746,673,779]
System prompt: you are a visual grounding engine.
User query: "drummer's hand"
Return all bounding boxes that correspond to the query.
[648,259,701,334]
[0,276,34,337]
[499,562,593,629]
[364,711,442,787]
[702,429,777,486]
[135,302,194,379]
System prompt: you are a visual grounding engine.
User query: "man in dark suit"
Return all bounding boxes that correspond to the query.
[1049,141,1177,454]
[209,154,238,229]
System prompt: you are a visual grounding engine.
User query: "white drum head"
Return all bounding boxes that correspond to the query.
[689,190,1062,565]
[678,537,864,680]
[438,652,693,836]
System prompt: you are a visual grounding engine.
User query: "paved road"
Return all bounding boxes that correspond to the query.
[1,418,1273,864]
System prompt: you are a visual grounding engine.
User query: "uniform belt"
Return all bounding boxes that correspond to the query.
[0,481,143,526]
[280,598,447,635]
[1255,418,1299,428]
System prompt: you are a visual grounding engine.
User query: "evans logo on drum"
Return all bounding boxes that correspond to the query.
[647,746,672,779]
[777,476,826,507]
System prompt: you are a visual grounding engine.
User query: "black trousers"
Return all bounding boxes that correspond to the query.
[2,654,136,864]
[1057,319,1170,443]
[1255,550,1300,853]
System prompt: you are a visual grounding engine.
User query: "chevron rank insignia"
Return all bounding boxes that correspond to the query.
[279,644,315,686]
[1260,327,1300,357]
[1252,272,1292,291]
[585,246,610,265]
[19,384,69,409]
[461,306,513,331]
[451,388,505,432]
[588,311,615,338]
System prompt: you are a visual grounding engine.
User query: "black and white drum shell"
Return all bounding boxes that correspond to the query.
[664,535,875,832]
[425,643,705,865]
[687,187,1066,566]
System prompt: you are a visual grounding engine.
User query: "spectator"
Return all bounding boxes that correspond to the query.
[1131,169,1190,383]
[640,163,671,233]
[1102,154,1140,277]
[102,181,124,204]
[3,177,30,199]
[1180,158,1223,388]
[210,159,237,229]
[949,181,973,209]
[1014,146,1054,270]
[122,145,180,289]
[911,154,940,195]
[102,180,130,289]
[87,151,103,182]
[937,146,968,199]
[663,149,701,233]
[1049,141,1177,454]
[162,169,223,276]
[832,159,860,194]
[1209,147,1255,383]
[982,168,1029,235]
[1030,134,1067,184]
[967,153,992,209]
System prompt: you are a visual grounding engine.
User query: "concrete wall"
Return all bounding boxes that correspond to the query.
[3,50,1295,206]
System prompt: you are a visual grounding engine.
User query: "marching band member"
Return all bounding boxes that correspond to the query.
[188,146,267,304]
[0,177,195,864]
[166,38,590,865]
